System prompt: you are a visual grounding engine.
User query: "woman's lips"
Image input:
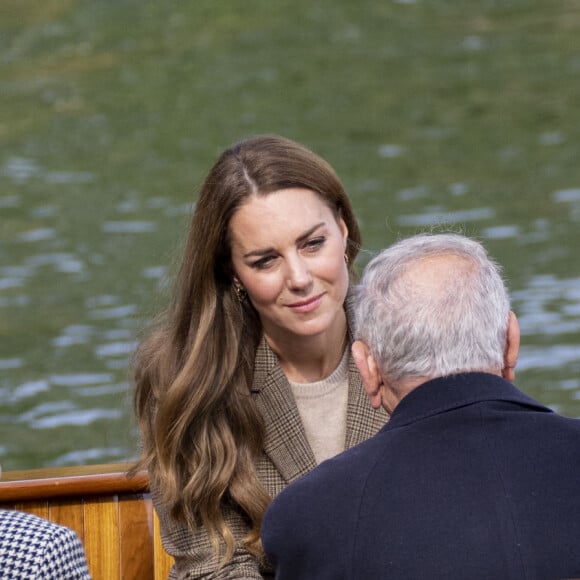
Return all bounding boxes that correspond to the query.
[287,293,324,313]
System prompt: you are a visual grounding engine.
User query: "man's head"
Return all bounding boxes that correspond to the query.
[352,233,520,412]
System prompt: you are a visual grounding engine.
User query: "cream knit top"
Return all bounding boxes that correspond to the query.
[288,347,349,464]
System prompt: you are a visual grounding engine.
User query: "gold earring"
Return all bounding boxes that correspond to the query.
[344,253,350,265]
[234,283,247,303]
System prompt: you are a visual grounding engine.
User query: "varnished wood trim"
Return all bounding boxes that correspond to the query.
[0,463,148,502]
[0,463,175,579]
[84,496,120,579]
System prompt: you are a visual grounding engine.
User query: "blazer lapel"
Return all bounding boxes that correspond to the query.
[252,338,317,484]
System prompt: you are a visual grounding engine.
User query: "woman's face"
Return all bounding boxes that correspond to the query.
[229,188,349,346]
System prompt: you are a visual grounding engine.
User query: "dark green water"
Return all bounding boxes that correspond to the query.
[1,0,579,470]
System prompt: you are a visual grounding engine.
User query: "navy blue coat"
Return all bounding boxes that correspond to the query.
[261,373,580,580]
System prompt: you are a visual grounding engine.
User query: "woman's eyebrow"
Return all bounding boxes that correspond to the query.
[295,222,325,244]
[242,222,326,259]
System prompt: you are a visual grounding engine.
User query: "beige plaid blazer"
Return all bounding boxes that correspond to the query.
[157,322,389,579]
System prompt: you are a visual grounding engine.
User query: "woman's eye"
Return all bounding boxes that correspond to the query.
[252,256,275,269]
[305,237,325,251]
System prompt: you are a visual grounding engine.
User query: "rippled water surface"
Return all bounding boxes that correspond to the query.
[1,0,579,469]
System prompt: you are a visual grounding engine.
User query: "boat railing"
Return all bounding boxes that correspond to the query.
[0,462,173,580]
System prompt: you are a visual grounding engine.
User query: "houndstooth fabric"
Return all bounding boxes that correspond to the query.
[0,509,91,579]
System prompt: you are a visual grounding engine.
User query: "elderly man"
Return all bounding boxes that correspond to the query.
[261,233,580,580]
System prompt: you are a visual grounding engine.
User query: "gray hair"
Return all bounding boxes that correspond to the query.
[353,233,511,385]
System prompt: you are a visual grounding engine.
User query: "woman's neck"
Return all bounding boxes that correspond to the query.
[265,313,348,383]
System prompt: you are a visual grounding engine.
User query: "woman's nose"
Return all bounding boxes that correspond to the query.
[286,256,313,290]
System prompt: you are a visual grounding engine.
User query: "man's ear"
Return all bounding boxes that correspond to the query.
[502,311,520,382]
[352,340,383,409]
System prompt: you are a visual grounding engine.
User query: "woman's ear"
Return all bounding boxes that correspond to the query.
[338,216,349,245]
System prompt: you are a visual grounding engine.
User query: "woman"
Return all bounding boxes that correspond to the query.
[132,134,388,578]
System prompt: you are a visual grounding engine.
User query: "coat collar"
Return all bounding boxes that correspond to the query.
[386,372,551,431]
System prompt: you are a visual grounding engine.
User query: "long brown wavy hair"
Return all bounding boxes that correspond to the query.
[132,134,361,565]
